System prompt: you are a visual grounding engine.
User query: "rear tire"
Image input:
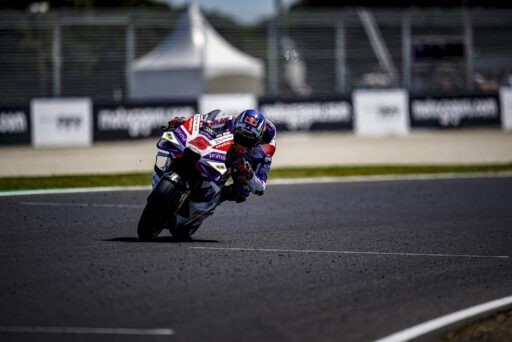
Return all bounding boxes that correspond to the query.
[137,176,183,241]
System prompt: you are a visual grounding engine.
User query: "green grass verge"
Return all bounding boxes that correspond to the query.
[0,173,150,191]
[269,164,512,178]
[1,164,511,191]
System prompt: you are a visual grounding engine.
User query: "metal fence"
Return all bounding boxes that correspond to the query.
[1,8,512,105]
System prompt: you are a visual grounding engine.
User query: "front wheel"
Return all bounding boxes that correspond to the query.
[137,176,184,241]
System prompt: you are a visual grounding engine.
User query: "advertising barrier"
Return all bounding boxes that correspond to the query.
[500,87,512,131]
[353,89,409,135]
[31,98,92,147]
[0,106,30,144]
[410,94,500,128]
[93,102,197,140]
[259,98,352,131]
[4,91,512,146]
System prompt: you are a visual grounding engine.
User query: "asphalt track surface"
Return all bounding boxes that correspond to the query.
[1,176,512,342]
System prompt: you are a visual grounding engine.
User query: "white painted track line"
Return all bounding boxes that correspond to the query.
[0,326,174,336]
[375,295,512,342]
[0,172,511,197]
[19,201,143,209]
[189,247,510,259]
[268,171,512,186]
[0,185,150,197]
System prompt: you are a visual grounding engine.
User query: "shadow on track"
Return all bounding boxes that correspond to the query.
[104,237,221,243]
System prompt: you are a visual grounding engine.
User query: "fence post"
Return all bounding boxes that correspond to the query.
[463,9,474,91]
[267,19,279,97]
[401,11,412,90]
[52,15,61,97]
[335,12,347,95]
[126,14,135,100]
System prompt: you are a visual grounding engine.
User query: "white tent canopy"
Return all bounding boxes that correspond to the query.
[129,3,264,100]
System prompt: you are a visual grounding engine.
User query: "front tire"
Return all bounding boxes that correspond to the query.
[137,176,183,241]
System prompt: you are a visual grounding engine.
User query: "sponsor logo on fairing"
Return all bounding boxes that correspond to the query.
[204,152,226,162]
[192,114,201,133]
[213,134,233,144]
[174,127,188,146]
[212,134,234,152]
[213,140,232,152]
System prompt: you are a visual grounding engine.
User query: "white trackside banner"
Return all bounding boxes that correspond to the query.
[31,98,92,147]
[353,89,410,135]
[199,94,257,117]
[500,87,512,131]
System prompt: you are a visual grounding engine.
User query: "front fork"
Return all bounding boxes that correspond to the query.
[166,172,190,215]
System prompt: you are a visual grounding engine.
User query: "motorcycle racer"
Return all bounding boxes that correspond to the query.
[165,109,276,238]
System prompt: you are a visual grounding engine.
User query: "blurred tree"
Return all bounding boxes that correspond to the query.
[291,0,512,8]
[0,0,168,9]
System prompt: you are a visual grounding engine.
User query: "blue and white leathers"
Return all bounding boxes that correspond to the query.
[172,115,276,234]
[241,121,277,195]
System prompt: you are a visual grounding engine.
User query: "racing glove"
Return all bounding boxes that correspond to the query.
[234,157,254,181]
[232,156,267,195]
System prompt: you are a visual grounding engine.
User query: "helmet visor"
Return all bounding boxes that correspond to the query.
[234,133,258,148]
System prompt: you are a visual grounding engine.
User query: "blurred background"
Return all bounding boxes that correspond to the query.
[2,0,512,103]
[1,0,512,174]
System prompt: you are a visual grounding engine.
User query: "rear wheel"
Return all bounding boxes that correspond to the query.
[137,176,183,241]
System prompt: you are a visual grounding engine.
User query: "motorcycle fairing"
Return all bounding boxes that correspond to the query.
[156,114,234,182]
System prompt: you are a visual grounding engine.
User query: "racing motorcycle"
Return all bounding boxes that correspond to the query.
[137,110,233,241]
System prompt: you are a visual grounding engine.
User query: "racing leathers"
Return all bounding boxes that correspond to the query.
[224,133,276,202]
